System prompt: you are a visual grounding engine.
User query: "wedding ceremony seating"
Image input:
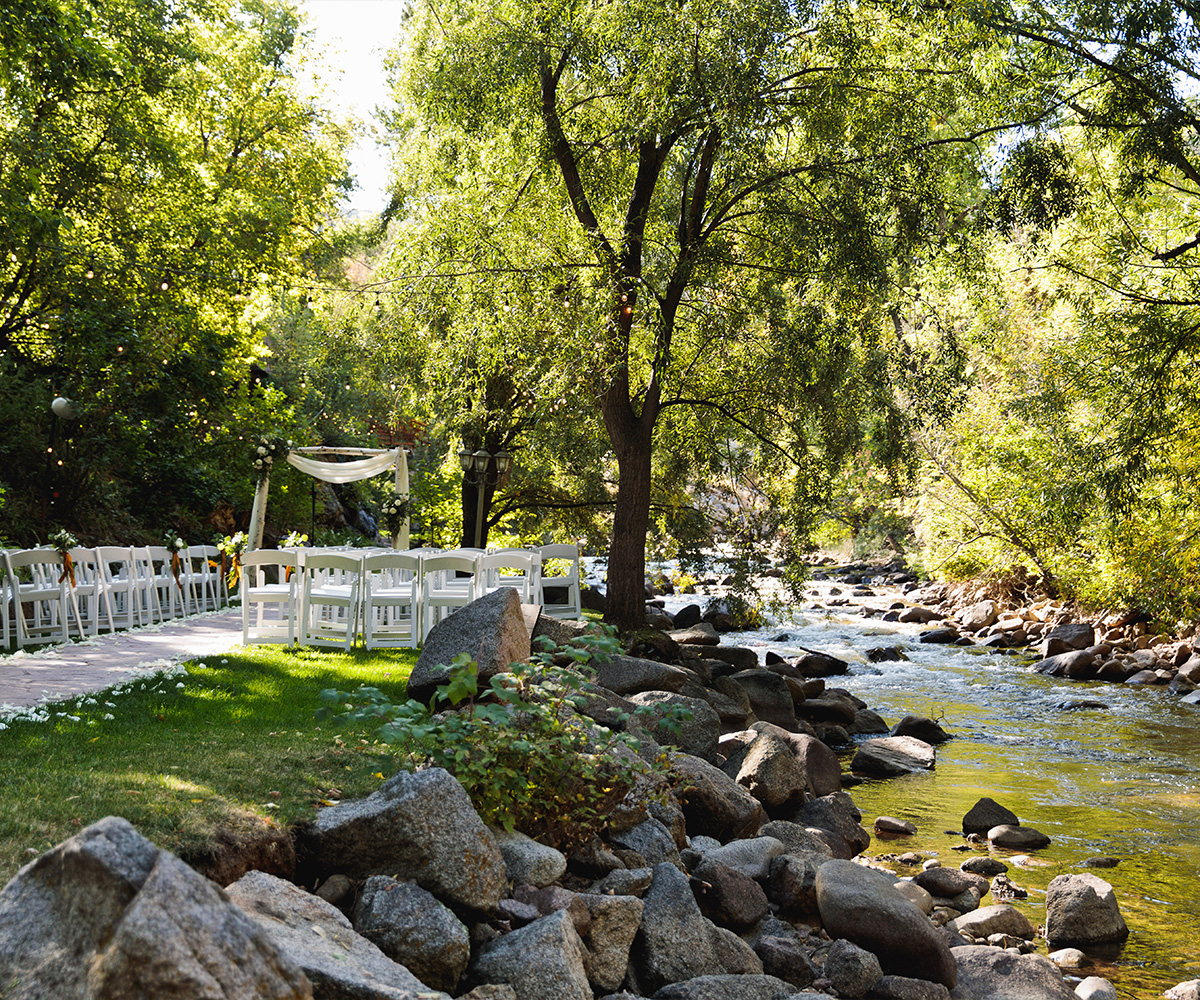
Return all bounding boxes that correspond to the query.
[4,540,585,653]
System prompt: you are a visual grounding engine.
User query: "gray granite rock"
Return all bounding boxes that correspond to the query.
[766,853,820,915]
[1044,873,1129,946]
[788,793,871,860]
[650,973,797,999]
[472,908,592,1000]
[728,669,799,729]
[227,870,449,1000]
[708,923,764,974]
[949,903,1035,940]
[579,892,644,994]
[851,737,935,777]
[353,876,470,993]
[493,829,567,888]
[668,753,765,842]
[721,732,810,809]
[629,691,722,763]
[688,857,770,929]
[631,863,722,993]
[307,767,505,911]
[691,836,786,881]
[949,945,1074,999]
[825,937,883,998]
[988,824,1051,850]
[611,817,682,867]
[408,588,530,703]
[962,798,1018,835]
[597,655,692,695]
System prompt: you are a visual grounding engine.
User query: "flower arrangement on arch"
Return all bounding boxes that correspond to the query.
[49,528,78,586]
[251,435,291,478]
[379,489,412,537]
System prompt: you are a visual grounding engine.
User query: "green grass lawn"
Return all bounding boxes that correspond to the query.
[0,645,416,883]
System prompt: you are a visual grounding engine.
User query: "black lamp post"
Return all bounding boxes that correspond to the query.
[458,447,512,548]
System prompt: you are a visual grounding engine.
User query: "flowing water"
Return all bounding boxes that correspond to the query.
[656,579,1200,998]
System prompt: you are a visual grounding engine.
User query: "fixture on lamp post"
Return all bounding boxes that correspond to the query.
[458,446,512,548]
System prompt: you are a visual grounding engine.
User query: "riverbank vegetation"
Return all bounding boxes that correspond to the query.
[3,0,1200,631]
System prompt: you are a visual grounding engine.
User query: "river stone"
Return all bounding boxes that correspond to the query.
[851,736,936,776]
[578,892,644,993]
[729,670,800,729]
[629,691,722,763]
[721,732,810,809]
[816,859,957,989]
[631,863,723,993]
[227,870,449,1000]
[0,816,310,1000]
[492,829,568,887]
[962,798,1019,834]
[596,655,692,695]
[949,945,1074,999]
[1044,873,1129,945]
[912,866,982,898]
[899,606,942,624]
[890,715,952,744]
[689,857,770,929]
[668,753,765,842]
[671,622,721,645]
[408,588,530,703]
[796,694,859,727]
[789,792,872,859]
[1075,976,1118,1000]
[651,973,798,1000]
[1165,980,1200,1000]
[950,903,1036,940]
[471,908,592,1000]
[694,836,787,881]
[825,937,883,998]
[920,628,961,644]
[709,924,765,974]
[307,767,505,912]
[611,817,681,867]
[1031,649,1096,678]
[788,732,843,797]
[853,709,891,734]
[988,824,1051,850]
[353,876,470,993]
[705,646,761,671]
[1046,623,1096,650]
[875,816,917,836]
[960,600,999,631]
[759,820,835,865]
[892,879,933,914]
[960,856,1008,877]
[766,853,819,915]
[672,604,703,629]
[872,974,951,1000]
[794,650,850,677]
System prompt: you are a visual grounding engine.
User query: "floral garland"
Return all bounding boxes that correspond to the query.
[252,435,291,478]
[380,489,412,537]
[49,528,78,586]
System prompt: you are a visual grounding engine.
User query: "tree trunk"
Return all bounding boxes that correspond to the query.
[602,391,656,630]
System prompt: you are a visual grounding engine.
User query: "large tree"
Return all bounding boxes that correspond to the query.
[0,0,348,541]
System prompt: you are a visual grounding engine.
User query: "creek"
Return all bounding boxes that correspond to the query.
[656,576,1200,997]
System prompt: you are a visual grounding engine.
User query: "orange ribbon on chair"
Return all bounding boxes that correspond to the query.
[171,551,184,591]
[224,553,241,591]
[58,551,76,587]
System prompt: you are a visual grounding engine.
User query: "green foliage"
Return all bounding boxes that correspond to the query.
[317,631,685,849]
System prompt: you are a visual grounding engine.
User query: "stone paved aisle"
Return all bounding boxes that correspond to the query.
[0,609,244,712]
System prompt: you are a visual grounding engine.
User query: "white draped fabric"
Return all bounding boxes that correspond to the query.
[286,449,401,483]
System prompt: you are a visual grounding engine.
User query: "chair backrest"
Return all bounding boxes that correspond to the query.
[421,553,480,577]
[303,553,364,576]
[94,546,136,583]
[5,547,62,582]
[538,543,580,579]
[241,549,298,589]
[362,552,421,577]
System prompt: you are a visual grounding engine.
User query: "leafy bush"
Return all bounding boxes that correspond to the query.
[317,631,684,850]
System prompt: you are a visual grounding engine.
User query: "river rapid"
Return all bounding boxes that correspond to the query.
[654,573,1200,997]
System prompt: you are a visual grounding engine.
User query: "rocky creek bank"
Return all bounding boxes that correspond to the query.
[2,586,1196,1000]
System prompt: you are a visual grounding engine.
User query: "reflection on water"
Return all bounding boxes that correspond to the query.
[661,593,1200,996]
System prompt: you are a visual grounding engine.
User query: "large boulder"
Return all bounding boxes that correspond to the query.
[816,859,957,989]
[306,767,505,912]
[610,817,682,867]
[0,816,310,1000]
[668,753,765,842]
[961,798,1018,835]
[1044,874,1129,946]
[688,857,770,929]
[765,853,820,915]
[949,945,1075,999]
[470,908,592,1000]
[631,863,723,993]
[1044,623,1096,651]
[690,837,786,882]
[890,715,951,744]
[408,588,531,704]
[960,600,999,631]
[759,820,835,865]
[227,870,449,999]
[851,736,935,776]
[728,670,799,730]
[911,867,985,899]
[650,973,799,1000]
[597,655,692,696]
[353,876,469,994]
[793,650,850,677]
[747,728,842,797]
[578,892,644,994]
[789,793,871,859]
[492,829,567,888]
[628,691,722,763]
[721,732,810,809]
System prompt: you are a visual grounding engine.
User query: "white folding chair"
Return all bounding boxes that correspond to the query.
[94,545,145,632]
[479,549,538,603]
[64,547,103,637]
[240,549,299,645]
[538,543,582,618]
[144,545,183,621]
[298,552,362,650]
[3,548,75,647]
[361,551,422,649]
[421,551,481,638]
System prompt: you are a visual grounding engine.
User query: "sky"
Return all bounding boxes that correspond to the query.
[300,0,409,216]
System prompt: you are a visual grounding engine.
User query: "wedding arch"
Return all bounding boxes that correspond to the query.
[247,446,410,550]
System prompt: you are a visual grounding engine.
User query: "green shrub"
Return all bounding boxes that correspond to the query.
[317,631,686,850]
